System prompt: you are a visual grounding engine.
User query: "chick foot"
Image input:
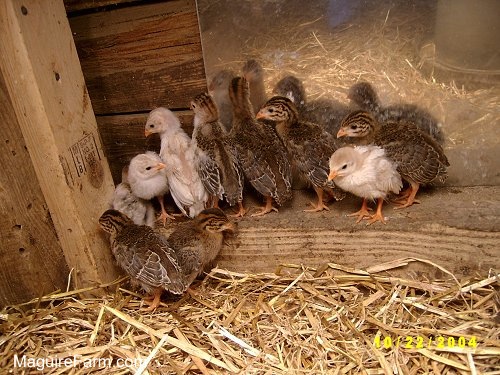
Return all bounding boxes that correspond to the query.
[304,187,330,212]
[348,198,372,223]
[365,198,386,225]
[231,202,247,218]
[394,182,420,209]
[143,289,163,312]
[251,196,278,217]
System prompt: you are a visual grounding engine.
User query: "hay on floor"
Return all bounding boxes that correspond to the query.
[1,258,499,374]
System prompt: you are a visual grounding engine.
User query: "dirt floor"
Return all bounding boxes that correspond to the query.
[197,0,500,186]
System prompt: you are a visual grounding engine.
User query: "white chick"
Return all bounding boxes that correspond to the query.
[328,145,402,225]
[112,165,156,227]
[145,107,208,218]
[127,151,173,224]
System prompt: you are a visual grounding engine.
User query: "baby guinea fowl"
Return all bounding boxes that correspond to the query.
[112,165,155,227]
[127,152,173,224]
[337,110,449,208]
[328,146,402,225]
[256,96,345,212]
[273,75,351,136]
[348,81,445,145]
[241,59,267,114]
[191,92,244,214]
[168,208,235,286]
[229,76,292,216]
[145,107,208,218]
[99,209,187,311]
[208,69,236,131]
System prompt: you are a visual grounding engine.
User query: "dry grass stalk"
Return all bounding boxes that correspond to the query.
[1,258,498,374]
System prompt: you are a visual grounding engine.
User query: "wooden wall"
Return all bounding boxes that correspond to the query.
[66,0,207,183]
[0,74,69,307]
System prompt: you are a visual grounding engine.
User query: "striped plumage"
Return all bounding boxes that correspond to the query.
[168,208,235,286]
[191,93,244,211]
[348,81,445,145]
[256,96,345,212]
[338,110,449,208]
[273,75,351,135]
[99,209,187,311]
[229,77,292,216]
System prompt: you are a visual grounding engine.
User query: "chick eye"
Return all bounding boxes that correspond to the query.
[268,108,274,113]
[149,124,154,128]
[350,125,357,130]
[145,166,152,171]
[341,164,347,170]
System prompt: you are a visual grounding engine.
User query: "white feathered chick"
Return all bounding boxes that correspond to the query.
[328,145,402,225]
[127,151,172,224]
[145,107,208,218]
[112,165,156,227]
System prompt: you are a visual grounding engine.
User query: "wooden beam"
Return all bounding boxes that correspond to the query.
[0,73,69,307]
[96,111,194,183]
[68,0,207,115]
[209,186,500,277]
[0,0,119,291]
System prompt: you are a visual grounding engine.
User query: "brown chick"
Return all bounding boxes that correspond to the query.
[168,208,235,286]
[273,75,351,136]
[348,81,445,145]
[337,110,449,208]
[191,92,245,215]
[242,59,267,114]
[228,76,292,216]
[208,69,236,131]
[256,96,345,212]
[99,209,187,311]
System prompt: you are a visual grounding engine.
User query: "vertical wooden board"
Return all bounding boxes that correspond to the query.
[0,75,69,307]
[0,0,119,291]
[96,111,194,183]
[69,0,207,115]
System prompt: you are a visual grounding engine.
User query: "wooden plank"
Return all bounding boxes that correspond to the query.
[68,0,207,115]
[208,186,500,277]
[0,73,69,307]
[64,0,137,13]
[96,111,194,183]
[0,0,119,293]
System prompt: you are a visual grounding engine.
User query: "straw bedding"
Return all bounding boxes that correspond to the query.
[1,259,499,374]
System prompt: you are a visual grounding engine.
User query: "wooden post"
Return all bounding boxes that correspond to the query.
[0,0,119,290]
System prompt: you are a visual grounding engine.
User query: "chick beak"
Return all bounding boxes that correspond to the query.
[255,111,265,120]
[155,163,166,171]
[145,128,152,137]
[336,128,348,138]
[328,170,338,181]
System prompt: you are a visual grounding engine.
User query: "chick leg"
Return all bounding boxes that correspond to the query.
[348,198,372,223]
[231,201,247,218]
[157,195,175,225]
[394,181,421,209]
[143,289,162,312]
[392,186,411,203]
[365,198,386,225]
[304,187,330,212]
[252,196,278,217]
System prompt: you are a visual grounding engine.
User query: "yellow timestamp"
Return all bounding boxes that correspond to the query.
[373,335,477,350]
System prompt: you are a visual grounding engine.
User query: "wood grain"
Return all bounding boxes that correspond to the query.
[0,0,119,295]
[64,0,136,13]
[68,0,207,115]
[96,111,194,183]
[209,186,500,277]
[0,73,69,307]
